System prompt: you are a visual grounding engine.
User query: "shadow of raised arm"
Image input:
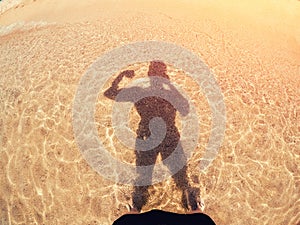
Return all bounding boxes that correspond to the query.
[104,70,135,100]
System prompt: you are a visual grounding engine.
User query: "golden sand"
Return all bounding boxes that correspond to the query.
[0,0,299,224]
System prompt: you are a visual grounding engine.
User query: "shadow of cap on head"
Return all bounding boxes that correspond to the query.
[148,61,169,79]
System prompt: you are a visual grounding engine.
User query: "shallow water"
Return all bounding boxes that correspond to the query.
[0,4,299,225]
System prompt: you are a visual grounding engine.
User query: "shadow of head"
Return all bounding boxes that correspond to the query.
[148,61,169,79]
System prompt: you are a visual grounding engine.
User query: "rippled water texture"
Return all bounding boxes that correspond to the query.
[0,1,299,224]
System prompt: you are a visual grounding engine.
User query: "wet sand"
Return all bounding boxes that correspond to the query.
[0,0,299,224]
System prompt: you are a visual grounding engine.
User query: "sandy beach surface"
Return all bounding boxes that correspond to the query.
[0,0,300,224]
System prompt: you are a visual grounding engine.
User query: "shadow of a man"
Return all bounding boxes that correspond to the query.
[104,61,199,212]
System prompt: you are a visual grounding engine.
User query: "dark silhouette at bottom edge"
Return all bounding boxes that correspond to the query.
[113,209,216,225]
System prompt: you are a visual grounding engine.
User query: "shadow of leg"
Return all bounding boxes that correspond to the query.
[132,148,158,211]
[163,142,201,211]
[186,186,200,211]
[173,168,200,211]
[132,186,150,212]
